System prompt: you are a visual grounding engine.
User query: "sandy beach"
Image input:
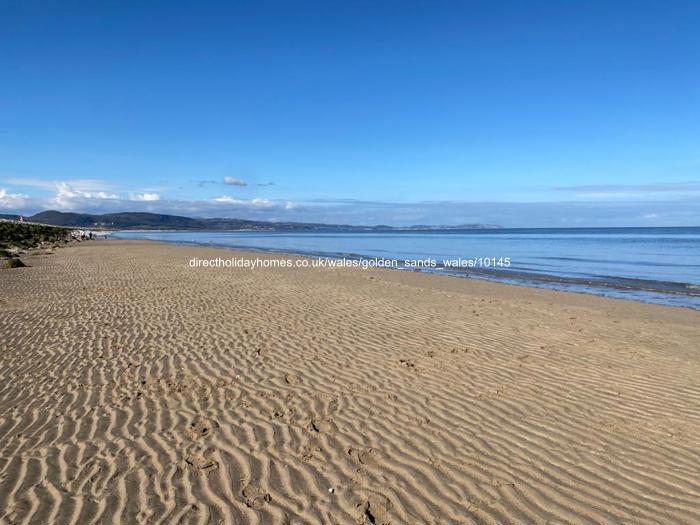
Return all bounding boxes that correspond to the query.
[1,239,699,524]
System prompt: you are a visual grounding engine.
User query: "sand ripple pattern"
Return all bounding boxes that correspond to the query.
[1,241,699,524]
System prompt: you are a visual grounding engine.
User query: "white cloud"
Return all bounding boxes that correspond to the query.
[3,176,699,227]
[52,182,119,209]
[213,195,242,204]
[223,176,248,186]
[213,196,275,208]
[0,188,29,209]
[129,192,161,201]
[1,179,165,209]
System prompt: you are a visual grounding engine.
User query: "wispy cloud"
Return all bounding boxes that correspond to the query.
[554,181,700,192]
[553,181,700,199]
[223,176,248,187]
[2,177,699,227]
[213,196,274,208]
[129,193,161,202]
[194,178,273,188]
[4,177,118,192]
[193,179,218,187]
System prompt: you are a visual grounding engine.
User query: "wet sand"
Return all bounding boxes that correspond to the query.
[1,240,699,524]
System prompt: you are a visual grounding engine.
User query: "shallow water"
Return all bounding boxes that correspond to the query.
[113,227,700,310]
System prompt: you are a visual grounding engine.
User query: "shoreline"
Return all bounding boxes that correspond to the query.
[1,239,699,524]
[112,235,700,312]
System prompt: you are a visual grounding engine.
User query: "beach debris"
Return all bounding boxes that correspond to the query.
[328,487,334,494]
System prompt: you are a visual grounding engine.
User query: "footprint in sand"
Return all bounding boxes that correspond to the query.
[242,483,272,509]
[284,373,303,385]
[186,418,219,440]
[307,418,334,433]
[357,494,393,525]
[348,447,379,467]
[183,451,218,475]
[399,359,416,370]
[299,444,323,462]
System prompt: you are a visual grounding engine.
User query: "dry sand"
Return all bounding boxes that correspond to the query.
[1,240,699,525]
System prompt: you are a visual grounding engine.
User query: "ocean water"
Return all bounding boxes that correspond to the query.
[113,227,700,310]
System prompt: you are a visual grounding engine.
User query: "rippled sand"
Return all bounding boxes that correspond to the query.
[1,240,699,524]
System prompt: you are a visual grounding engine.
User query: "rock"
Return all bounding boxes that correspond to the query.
[2,258,25,269]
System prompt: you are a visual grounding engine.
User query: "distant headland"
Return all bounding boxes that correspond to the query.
[0,211,502,232]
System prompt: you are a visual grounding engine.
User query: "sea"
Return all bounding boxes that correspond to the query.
[112,227,700,310]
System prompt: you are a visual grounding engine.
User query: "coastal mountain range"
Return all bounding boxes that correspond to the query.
[0,211,501,231]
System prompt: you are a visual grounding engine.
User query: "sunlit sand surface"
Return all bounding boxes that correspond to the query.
[1,240,699,524]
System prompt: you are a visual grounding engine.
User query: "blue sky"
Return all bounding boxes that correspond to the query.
[1,1,699,226]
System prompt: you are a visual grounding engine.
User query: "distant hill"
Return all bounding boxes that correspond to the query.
[29,211,203,229]
[9,210,502,231]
